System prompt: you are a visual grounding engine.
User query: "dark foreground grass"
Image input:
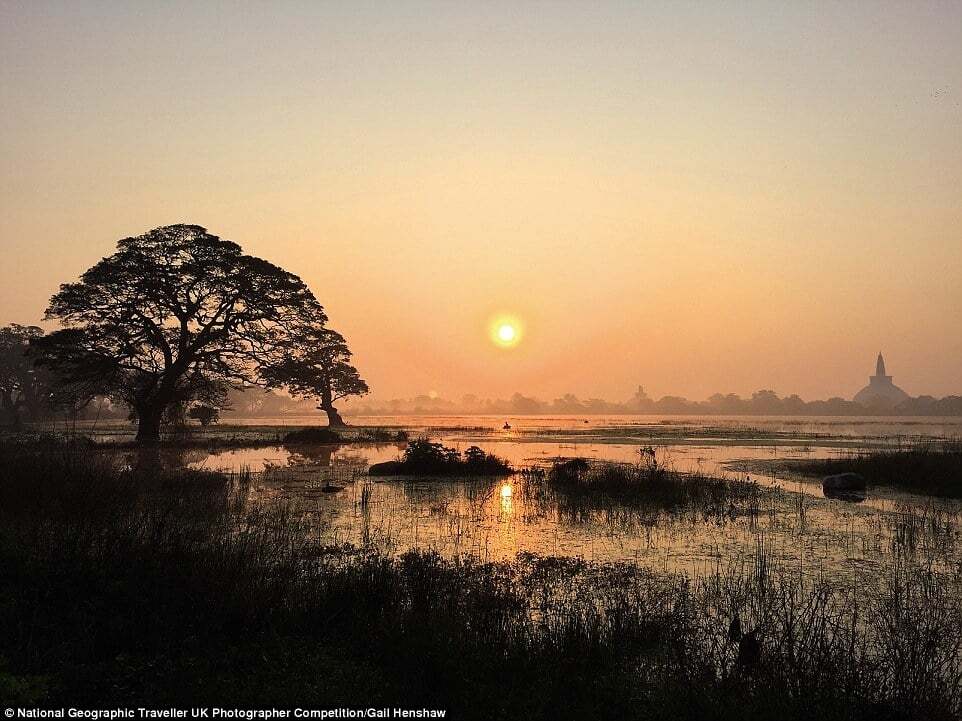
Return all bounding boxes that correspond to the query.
[794,442,962,498]
[1,440,960,719]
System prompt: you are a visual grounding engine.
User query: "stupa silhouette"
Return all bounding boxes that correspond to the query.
[853,353,909,408]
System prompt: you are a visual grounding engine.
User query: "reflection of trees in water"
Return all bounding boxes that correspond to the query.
[283,443,339,467]
[283,441,405,469]
[400,478,461,507]
[124,447,210,473]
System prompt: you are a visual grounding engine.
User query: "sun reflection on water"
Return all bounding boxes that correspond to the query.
[499,483,513,518]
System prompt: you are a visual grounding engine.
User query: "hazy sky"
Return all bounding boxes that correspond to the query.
[2,1,960,403]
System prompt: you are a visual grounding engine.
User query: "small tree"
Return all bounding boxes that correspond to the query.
[464,446,487,466]
[265,328,368,428]
[402,438,460,472]
[41,225,329,443]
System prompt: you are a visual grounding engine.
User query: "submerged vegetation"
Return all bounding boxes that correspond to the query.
[793,442,962,498]
[0,439,959,718]
[369,438,511,477]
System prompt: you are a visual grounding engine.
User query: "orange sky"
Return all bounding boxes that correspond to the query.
[1,2,960,402]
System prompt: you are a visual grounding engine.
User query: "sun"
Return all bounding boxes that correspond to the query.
[490,315,523,348]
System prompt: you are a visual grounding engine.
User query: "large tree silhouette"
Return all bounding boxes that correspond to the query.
[265,328,368,427]
[42,225,328,442]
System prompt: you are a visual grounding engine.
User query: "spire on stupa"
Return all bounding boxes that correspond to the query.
[876,353,886,378]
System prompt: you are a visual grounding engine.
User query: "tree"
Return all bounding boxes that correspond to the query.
[264,328,368,427]
[750,389,782,414]
[509,392,543,414]
[42,225,328,443]
[0,324,51,427]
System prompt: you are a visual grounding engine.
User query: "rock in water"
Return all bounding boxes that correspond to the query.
[822,472,867,493]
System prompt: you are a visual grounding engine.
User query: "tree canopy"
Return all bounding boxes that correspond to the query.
[41,224,334,441]
[264,328,369,427]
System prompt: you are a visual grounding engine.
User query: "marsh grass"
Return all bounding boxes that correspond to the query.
[795,442,962,498]
[523,451,767,525]
[0,440,960,719]
[884,500,961,559]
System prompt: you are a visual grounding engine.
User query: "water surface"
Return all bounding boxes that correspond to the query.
[157,414,962,591]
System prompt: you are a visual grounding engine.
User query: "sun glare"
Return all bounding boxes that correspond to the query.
[490,316,523,348]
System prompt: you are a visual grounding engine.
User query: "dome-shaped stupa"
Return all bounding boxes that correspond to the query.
[853,353,909,409]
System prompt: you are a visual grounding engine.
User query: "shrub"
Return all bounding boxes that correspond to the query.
[369,438,511,476]
[188,405,220,426]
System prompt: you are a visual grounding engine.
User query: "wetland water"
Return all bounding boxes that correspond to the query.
[93,415,961,587]
[140,415,962,586]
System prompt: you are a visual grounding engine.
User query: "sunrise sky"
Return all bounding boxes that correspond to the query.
[2,1,960,403]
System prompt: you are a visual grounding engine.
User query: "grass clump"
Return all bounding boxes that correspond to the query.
[794,442,962,498]
[369,438,511,477]
[527,448,766,522]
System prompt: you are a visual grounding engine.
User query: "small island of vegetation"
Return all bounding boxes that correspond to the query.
[369,438,512,477]
[528,451,767,520]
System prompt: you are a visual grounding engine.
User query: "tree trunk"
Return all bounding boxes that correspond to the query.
[21,378,43,423]
[0,392,21,429]
[320,382,346,428]
[136,404,164,444]
[324,405,346,428]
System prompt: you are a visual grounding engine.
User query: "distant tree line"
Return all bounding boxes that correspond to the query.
[347,385,962,417]
[0,225,368,441]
